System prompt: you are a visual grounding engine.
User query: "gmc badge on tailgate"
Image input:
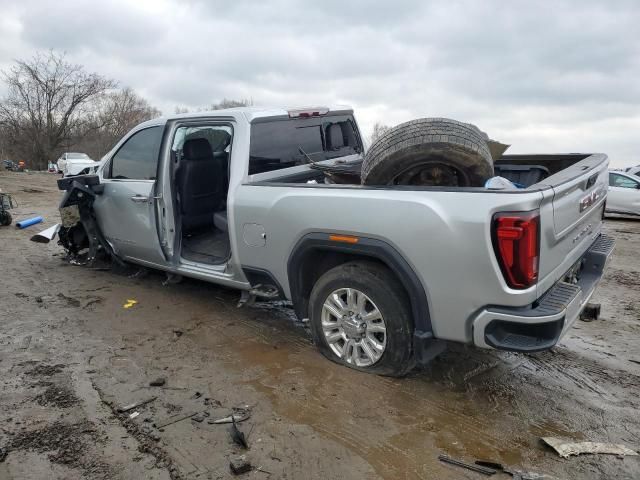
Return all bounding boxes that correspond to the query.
[580,188,602,212]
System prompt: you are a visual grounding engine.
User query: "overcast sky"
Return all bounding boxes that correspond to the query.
[1,0,638,167]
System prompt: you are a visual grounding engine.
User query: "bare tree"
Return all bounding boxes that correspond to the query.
[209,98,253,110]
[0,50,116,169]
[369,122,391,145]
[74,88,161,159]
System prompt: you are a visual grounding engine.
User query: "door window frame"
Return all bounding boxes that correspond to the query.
[104,125,166,182]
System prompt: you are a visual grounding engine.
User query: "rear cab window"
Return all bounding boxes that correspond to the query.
[249,115,362,175]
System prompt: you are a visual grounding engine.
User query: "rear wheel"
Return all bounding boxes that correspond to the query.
[308,261,414,376]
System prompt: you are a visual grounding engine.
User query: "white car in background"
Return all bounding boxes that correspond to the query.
[624,164,640,178]
[607,171,640,217]
[56,152,94,175]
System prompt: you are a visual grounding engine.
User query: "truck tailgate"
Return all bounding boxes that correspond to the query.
[537,153,609,296]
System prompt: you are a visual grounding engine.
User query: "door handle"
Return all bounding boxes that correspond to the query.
[130,195,149,203]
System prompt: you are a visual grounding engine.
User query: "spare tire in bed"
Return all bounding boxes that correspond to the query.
[362,118,499,187]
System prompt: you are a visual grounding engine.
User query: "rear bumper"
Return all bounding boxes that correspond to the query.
[471,233,615,352]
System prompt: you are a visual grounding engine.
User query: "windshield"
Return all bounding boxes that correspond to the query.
[249,114,362,175]
[66,153,90,159]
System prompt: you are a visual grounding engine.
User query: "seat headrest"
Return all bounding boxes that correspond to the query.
[183,138,212,160]
[327,124,345,150]
[217,132,232,151]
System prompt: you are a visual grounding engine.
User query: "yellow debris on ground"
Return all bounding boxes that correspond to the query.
[123,299,138,309]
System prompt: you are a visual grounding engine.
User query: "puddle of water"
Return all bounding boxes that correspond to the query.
[196,317,528,479]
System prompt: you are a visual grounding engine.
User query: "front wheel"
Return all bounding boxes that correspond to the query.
[308,261,414,376]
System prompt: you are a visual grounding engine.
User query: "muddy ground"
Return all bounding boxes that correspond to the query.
[0,169,639,480]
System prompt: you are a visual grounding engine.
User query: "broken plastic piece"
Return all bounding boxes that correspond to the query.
[229,417,248,449]
[541,437,638,458]
[123,299,138,309]
[30,223,60,243]
[210,410,251,424]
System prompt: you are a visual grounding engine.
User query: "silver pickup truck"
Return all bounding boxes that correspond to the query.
[56,106,614,376]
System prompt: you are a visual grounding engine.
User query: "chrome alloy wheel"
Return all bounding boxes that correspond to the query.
[320,288,387,367]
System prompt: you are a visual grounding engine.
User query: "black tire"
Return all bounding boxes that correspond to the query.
[0,211,12,226]
[308,261,415,376]
[362,117,494,187]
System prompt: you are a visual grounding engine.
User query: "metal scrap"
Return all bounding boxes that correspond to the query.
[438,454,496,475]
[153,411,199,429]
[542,437,638,458]
[117,396,157,413]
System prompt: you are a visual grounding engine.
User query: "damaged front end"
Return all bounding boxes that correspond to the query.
[57,175,121,266]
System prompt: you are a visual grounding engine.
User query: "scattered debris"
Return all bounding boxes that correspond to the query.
[0,446,7,462]
[25,363,65,376]
[229,417,249,449]
[230,455,252,475]
[7,420,111,476]
[153,411,198,429]
[475,460,504,470]
[172,329,183,340]
[20,335,32,350]
[34,384,81,408]
[438,454,496,475]
[191,414,205,423]
[163,273,183,286]
[209,410,251,424]
[30,223,60,243]
[580,303,601,321]
[123,298,138,309]
[117,396,157,413]
[16,215,43,229]
[129,411,140,419]
[149,377,166,387]
[129,267,149,279]
[541,437,638,458]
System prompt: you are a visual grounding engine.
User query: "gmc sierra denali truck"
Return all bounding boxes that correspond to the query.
[56,106,614,376]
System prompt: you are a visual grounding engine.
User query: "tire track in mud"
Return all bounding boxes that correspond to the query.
[522,348,640,401]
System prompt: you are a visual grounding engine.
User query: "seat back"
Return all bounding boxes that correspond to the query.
[179,138,223,231]
[326,123,345,151]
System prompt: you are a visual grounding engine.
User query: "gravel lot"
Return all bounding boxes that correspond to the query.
[1,170,639,480]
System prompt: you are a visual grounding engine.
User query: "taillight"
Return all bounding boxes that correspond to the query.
[288,107,329,118]
[492,211,540,289]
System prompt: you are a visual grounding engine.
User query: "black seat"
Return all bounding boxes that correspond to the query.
[179,138,224,232]
[326,123,345,151]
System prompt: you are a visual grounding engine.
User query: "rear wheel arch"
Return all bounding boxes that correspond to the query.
[286,233,433,335]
